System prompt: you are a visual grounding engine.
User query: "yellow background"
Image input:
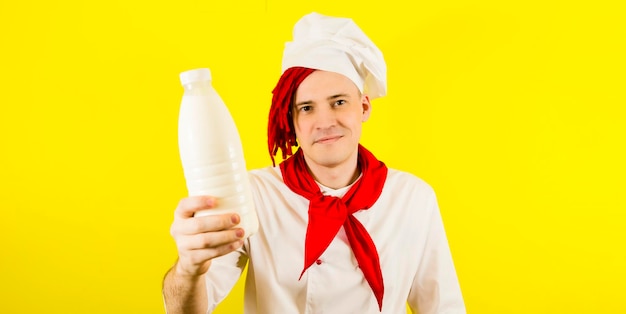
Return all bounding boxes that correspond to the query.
[1,0,624,313]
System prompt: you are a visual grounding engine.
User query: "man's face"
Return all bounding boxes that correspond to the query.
[292,70,371,169]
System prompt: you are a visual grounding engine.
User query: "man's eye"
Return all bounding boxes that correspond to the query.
[335,100,346,106]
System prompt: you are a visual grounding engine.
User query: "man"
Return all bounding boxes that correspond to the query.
[163,12,465,314]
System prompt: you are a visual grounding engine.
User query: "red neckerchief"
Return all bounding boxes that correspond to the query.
[280,144,388,310]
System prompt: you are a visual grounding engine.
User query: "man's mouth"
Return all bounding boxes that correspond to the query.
[315,135,342,144]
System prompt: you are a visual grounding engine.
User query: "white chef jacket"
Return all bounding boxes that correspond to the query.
[204,166,465,314]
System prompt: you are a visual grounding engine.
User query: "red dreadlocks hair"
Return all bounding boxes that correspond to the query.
[268,66,316,166]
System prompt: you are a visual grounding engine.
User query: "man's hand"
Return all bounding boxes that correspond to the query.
[170,196,245,277]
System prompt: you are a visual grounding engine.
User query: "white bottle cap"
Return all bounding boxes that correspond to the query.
[180,68,212,86]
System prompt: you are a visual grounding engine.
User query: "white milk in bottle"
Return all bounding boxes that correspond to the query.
[177,68,258,238]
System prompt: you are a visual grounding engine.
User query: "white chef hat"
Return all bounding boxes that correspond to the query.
[281,12,387,99]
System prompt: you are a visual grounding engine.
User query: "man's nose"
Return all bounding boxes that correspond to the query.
[314,106,337,129]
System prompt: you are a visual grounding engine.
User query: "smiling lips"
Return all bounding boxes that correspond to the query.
[315,135,343,144]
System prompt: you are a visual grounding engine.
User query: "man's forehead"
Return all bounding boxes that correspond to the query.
[295,71,360,101]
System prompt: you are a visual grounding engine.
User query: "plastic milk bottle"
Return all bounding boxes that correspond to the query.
[177,68,259,238]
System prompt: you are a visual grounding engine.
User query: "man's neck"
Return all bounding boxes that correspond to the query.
[304,155,360,190]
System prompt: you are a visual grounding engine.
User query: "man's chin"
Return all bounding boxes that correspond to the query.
[308,152,344,168]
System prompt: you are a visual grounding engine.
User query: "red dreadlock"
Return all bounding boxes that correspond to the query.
[268,67,316,166]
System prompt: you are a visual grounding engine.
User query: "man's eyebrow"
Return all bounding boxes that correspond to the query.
[328,93,348,100]
[294,94,349,107]
[294,99,313,107]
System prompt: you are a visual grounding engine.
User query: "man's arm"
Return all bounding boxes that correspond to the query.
[408,191,466,314]
[162,196,245,314]
[163,260,209,314]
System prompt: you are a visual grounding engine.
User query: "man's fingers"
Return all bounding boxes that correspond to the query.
[169,196,244,278]
[182,239,244,263]
[176,239,244,277]
[183,228,245,251]
[174,196,217,218]
[173,213,239,236]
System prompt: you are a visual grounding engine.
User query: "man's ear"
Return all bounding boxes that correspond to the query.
[362,94,372,122]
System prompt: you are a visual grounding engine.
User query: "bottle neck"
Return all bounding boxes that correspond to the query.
[183,80,213,95]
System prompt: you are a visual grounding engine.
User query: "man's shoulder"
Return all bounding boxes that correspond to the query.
[386,168,435,193]
[249,165,280,175]
[248,166,283,183]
